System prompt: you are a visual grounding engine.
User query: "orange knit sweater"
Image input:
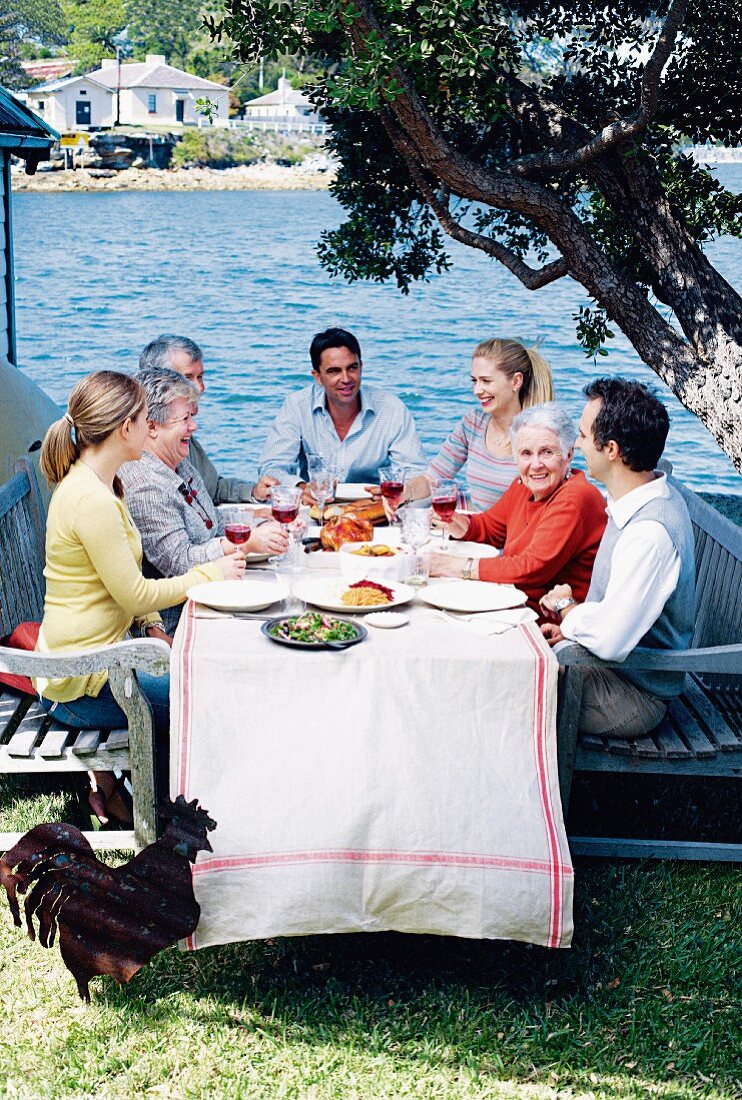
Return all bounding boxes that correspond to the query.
[464,471,607,611]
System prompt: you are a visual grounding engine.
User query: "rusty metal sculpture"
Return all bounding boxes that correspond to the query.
[0,796,215,1001]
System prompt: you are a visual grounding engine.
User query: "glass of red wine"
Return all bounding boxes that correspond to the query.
[430,479,458,542]
[379,464,405,524]
[269,485,303,564]
[224,522,252,548]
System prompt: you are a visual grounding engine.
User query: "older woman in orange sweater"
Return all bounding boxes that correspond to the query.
[429,403,607,614]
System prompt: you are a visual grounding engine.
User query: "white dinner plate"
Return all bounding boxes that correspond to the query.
[418,580,527,613]
[334,483,374,501]
[294,577,415,613]
[426,539,500,559]
[187,578,289,612]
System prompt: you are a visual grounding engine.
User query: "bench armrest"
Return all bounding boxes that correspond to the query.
[0,638,171,680]
[556,642,742,676]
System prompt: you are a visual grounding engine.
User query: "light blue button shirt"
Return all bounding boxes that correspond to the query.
[258,383,427,483]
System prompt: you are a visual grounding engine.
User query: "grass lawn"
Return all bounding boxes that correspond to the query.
[0,779,739,1099]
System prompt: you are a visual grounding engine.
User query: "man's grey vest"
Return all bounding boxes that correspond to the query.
[584,478,695,698]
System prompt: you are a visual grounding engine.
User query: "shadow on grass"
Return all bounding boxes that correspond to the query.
[78,862,738,1095]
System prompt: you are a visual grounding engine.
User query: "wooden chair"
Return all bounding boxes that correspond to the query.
[556,476,742,862]
[0,460,169,851]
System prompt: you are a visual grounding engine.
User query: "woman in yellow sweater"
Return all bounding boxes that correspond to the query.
[37,370,244,824]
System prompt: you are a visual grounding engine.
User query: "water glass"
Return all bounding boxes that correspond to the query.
[401,507,432,585]
[307,456,332,523]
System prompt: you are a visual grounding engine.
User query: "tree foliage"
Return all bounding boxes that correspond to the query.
[210,0,742,468]
[0,0,65,86]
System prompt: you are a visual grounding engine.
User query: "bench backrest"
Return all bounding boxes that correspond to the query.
[0,460,46,636]
[674,482,742,649]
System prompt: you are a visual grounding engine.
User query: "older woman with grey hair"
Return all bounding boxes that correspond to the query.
[428,402,607,614]
[120,366,288,636]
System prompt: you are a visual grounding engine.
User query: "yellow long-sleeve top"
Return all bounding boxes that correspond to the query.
[36,461,221,702]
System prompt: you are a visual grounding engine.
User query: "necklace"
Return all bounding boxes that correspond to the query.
[486,421,511,450]
[178,478,214,530]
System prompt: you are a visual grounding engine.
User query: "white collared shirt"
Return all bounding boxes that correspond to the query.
[561,473,680,662]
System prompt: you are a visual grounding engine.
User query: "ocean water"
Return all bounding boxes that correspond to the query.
[12,165,742,493]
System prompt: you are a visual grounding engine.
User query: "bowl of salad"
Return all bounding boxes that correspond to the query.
[261,612,368,650]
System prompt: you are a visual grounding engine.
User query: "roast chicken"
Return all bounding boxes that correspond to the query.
[320,512,375,551]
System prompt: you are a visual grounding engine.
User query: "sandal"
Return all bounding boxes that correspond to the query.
[88,772,134,828]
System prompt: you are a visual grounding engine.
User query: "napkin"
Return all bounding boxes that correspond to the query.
[434,605,538,635]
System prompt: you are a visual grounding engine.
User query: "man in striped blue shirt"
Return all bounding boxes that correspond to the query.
[259,328,426,491]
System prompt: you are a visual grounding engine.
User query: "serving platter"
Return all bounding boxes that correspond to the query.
[294,577,415,613]
[418,580,527,613]
[187,578,288,612]
[261,615,367,650]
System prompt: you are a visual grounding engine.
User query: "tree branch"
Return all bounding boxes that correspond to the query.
[398,138,568,289]
[510,0,688,177]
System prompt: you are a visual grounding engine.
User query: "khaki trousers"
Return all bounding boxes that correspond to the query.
[577,667,668,739]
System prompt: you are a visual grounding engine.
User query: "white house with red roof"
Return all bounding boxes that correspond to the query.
[25,55,229,131]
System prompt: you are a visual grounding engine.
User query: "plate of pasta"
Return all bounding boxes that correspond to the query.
[293,577,416,613]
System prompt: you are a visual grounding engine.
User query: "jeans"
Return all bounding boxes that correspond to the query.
[40,672,170,796]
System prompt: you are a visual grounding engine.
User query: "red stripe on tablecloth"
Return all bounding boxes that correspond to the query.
[176,602,198,950]
[177,601,197,797]
[519,623,564,948]
[192,848,574,876]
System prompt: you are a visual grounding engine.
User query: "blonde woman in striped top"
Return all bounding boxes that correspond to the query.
[395,338,554,513]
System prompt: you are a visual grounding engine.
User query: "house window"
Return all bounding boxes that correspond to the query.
[148,94,157,113]
[37,100,45,110]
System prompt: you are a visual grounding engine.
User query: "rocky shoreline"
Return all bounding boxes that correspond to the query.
[12,162,334,193]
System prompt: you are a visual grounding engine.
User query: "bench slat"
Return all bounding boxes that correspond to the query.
[71,729,102,755]
[101,729,129,752]
[654,722,691,760]
[38,725,74,758]
[6,727,45,758]
[670,698,717,759]
[684,677,741,751]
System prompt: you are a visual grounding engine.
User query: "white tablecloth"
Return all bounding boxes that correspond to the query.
[171,589,573,951]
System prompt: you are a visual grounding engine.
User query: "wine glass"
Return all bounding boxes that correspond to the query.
[400,507,432,585]
[430,478,458,543]
[379,463,405,524]
[222,509,254,560]
[269,485,302,564]
[307,456,332,526]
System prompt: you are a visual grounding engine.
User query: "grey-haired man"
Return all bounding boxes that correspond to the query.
[139,334,276,504]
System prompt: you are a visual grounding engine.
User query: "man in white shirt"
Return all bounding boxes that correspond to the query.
[139,335,277,504]
[540,377,695,738]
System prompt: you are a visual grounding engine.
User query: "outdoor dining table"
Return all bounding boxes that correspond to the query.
[170,542,574,952]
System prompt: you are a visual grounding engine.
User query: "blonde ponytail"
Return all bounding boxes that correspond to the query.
[40,371,145,496]
[40,415,79,487]
[472,337,554,408]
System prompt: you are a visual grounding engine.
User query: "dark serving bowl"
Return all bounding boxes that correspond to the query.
[260,616,368,650]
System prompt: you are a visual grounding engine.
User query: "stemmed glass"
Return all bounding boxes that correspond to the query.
[400,507,432,585]
[269,485,302,564]
[430,478,458,543]
[307,456,332,526]
[379,464,405,524]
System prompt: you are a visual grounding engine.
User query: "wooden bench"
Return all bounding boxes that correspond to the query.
[0,460,170,851]
[557,475,742,862]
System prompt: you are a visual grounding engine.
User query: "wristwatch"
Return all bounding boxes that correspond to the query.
[461,557,475,581]
[553,596,576,615]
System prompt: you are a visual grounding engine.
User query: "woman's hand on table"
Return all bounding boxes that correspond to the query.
[248,520,290,556]
[428,552,480,580]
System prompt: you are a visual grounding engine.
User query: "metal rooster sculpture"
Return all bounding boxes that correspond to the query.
[0,796,215,1001]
